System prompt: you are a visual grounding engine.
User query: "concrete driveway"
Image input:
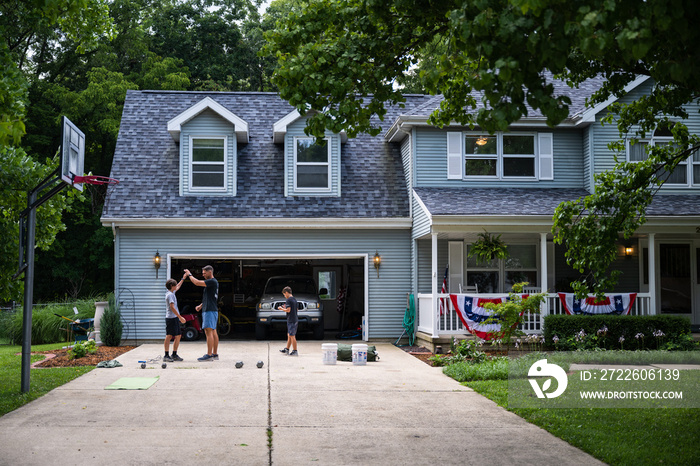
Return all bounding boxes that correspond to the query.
[0,341,602,465]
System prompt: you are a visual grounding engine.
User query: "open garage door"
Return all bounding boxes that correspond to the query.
[169,256,365,340]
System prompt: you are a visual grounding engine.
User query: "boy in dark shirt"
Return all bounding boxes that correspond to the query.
[279,286,299,356]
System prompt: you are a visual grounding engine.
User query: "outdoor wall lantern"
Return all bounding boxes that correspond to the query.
[624,246,634,258]
[373,251,381,277]
[154,250,161,278]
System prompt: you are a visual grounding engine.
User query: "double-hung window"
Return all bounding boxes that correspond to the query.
[464,132,536,179]
[190,136,226,191]
[627,126,698,187]
[295,137,330,191]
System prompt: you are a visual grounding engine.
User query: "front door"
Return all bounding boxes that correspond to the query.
[659,244,693,321]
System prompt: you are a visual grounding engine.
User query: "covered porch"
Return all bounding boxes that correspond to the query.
[410,188,700,349]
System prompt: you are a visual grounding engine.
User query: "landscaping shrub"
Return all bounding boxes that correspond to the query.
[7,300,96,345]
[543,314,695,351]
[100,293,123,347]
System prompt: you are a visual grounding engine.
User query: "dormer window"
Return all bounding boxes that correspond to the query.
[190,137,226,191]
[295,137,330,191]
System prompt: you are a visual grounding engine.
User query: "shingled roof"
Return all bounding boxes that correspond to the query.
[103,91,433,220]
[414,187,700,217]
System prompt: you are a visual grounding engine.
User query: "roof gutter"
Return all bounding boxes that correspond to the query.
[101,217,413,229]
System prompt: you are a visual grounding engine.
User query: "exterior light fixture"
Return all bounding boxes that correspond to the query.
[373,251,381,277]
[625,246,634,257]
[154,250,161,278]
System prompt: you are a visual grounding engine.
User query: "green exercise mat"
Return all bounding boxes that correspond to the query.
[105,376,159,390]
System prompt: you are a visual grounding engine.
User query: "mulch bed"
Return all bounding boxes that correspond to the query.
[33,346,136,368]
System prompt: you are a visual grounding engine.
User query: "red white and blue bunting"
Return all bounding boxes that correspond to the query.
[557,292,637,316]
[449,294,526,340]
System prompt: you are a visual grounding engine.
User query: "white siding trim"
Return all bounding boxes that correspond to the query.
[167,96,249,142]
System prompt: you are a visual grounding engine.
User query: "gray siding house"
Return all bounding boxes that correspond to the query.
[103,78,700,343]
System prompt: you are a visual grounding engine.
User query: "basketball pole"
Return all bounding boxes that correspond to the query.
[14,168,66,393]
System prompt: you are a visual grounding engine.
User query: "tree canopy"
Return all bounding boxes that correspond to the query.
[1,0,273,301]
[265,0,700,296]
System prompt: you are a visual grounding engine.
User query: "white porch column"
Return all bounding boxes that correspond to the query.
[540,233,548,293]
[649,233,657,315]
[540,233,549,325]
[431,232,439,338]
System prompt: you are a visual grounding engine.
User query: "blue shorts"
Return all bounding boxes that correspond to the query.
[287,321,298,336]
[202,311,217,330]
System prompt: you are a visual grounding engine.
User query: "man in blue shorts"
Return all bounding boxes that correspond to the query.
[279,286,299,356]
[184,265,219,361]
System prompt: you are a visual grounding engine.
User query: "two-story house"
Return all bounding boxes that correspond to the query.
[102,79,700,343]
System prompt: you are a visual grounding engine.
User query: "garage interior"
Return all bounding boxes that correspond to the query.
[170,257,365,339]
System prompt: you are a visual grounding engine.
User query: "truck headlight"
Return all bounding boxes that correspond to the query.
[307,303,318,309]
[260,303,272,310]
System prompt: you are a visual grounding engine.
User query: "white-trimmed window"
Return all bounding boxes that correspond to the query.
[462,132,538,179]
[295,137,331,191]
[627,126,698,187]
[466,243,538,293]
[190,136,226,191]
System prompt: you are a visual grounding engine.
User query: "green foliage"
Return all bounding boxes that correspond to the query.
[481,282,546,345]
[100,294,123,347]
[443,356,510,382]
[7,300,96,345]
[468,231,509,265]
[67,339,97,360]
[543,314,695,351]
[265,0,700,295]
[429,338,489,366]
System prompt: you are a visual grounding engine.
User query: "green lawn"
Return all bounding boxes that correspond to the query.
[0,343,93,417]
[454,352,700,466]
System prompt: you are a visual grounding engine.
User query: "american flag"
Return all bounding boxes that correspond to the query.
[439,265,448,315]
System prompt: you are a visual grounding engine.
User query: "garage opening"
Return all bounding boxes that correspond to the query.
[170,257,365,340]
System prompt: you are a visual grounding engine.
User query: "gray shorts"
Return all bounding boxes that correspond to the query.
[287,321,298,336]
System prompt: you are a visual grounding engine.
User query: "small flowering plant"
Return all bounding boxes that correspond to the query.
[635,332,645,350]
[619,335,625,350]
[653,329,666,349]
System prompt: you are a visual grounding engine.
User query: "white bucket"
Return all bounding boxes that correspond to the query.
[352,343,368,365]
[322,343,338,365]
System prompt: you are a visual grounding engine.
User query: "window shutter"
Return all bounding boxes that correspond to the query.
[447,132,463,179]
[538,133,554,180]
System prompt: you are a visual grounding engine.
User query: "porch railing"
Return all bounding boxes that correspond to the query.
[416,292,653,337]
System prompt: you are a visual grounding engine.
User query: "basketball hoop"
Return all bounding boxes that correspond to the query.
[72,175,120,185]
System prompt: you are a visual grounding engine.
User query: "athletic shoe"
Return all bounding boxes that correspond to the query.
[163,355,173,362]
[212,354,219,360]
[171,354,183,362]
[279,348,289,354]
[289,350,298,356]
[197,354,214,362]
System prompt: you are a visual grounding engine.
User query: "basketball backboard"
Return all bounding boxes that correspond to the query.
[60,116,85,192]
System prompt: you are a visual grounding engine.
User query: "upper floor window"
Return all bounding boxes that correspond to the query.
[627,126,699,187]
[448,131,551,180]
[465,132,536,178]
[190,136,226,191]
[295,137,330,191]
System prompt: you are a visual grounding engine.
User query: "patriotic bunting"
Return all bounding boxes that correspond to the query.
[557,292,637,316]
[449,294,526,340]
